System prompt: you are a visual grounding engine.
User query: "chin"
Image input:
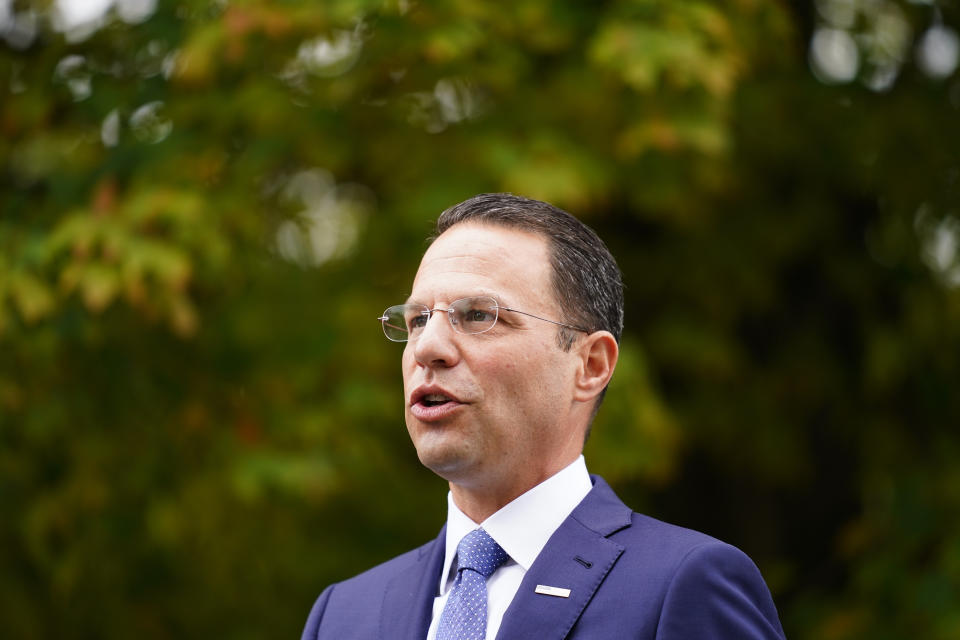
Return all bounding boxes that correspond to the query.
[415,443,476,482]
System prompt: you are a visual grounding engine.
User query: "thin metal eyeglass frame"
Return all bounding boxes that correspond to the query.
[377,297,590,342]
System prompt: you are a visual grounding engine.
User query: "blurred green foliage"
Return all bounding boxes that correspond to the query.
[2,0,960,637]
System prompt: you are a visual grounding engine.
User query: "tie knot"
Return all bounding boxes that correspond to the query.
[456,528,508,578]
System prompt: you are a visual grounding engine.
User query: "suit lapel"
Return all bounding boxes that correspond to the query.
[380,526,446,640]
[495,476,633,640]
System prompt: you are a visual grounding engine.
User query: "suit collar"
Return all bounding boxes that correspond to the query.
[569,474,633,537]
[495,475,632,639]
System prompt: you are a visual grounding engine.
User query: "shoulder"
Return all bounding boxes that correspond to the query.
[572,477,785,638]
[651,530,786,639]
[603,511,756,587]
[578,476,766,576]
[608,518,785,639]
[300,538,439,640]
[322,539,434,599]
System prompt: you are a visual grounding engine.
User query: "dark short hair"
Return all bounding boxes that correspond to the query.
[434,193,624,350]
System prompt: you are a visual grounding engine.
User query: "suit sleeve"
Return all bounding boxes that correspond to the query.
[300,585,334,640]
[656,542,786,640]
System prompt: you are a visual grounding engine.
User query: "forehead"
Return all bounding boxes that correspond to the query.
[410,223,553,306]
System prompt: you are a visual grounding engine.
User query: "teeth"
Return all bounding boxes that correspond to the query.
[421,393,451,406]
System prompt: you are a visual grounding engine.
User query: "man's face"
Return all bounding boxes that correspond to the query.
[402,223,585,498]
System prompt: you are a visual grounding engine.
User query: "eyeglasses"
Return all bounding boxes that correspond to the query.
[378,296,589,342]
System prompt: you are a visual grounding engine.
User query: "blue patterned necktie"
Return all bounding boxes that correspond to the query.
[436,528,509,640]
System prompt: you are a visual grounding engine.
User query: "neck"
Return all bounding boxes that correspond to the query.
[448,454,581,523]
[449,484,521,524]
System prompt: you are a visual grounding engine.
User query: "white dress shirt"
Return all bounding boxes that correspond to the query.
[426,455,593,640]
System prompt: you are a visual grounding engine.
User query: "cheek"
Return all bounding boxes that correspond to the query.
[485,351,554,403]
[400,349,416,393]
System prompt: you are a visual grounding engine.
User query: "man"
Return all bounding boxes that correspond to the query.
[302,193,786,639]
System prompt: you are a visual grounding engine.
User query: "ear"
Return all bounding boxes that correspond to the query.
[573,331,619,403]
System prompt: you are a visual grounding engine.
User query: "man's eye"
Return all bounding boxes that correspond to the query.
[463,309,492,323]
[408,314,428,329]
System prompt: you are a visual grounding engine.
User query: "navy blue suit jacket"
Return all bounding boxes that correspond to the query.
[302,476,786,639]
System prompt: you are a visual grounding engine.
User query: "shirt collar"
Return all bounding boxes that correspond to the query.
[438,455,592,595]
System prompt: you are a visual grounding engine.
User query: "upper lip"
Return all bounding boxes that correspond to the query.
[410,385,463,406]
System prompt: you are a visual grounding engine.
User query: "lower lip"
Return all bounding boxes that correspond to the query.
[409,401,464,422]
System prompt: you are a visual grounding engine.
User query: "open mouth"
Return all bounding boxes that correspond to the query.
[421,393,451,407]
[410,389,463,421]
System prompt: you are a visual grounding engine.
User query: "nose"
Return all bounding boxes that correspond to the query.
[411,308,460,368]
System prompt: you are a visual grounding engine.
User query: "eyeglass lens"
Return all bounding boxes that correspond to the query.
[381,297,500,342]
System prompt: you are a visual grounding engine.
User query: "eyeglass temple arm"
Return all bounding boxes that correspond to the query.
[378,317,409,333]
[499,307,589,333]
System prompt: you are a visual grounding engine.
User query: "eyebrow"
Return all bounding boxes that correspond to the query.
[404,290,505,306]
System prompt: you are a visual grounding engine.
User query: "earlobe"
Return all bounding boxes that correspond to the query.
[573,331,619,402]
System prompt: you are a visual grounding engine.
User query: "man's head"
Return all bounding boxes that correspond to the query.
[398,194,622,516]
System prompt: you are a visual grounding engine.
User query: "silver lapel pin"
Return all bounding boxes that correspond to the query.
[535,584,571,598]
